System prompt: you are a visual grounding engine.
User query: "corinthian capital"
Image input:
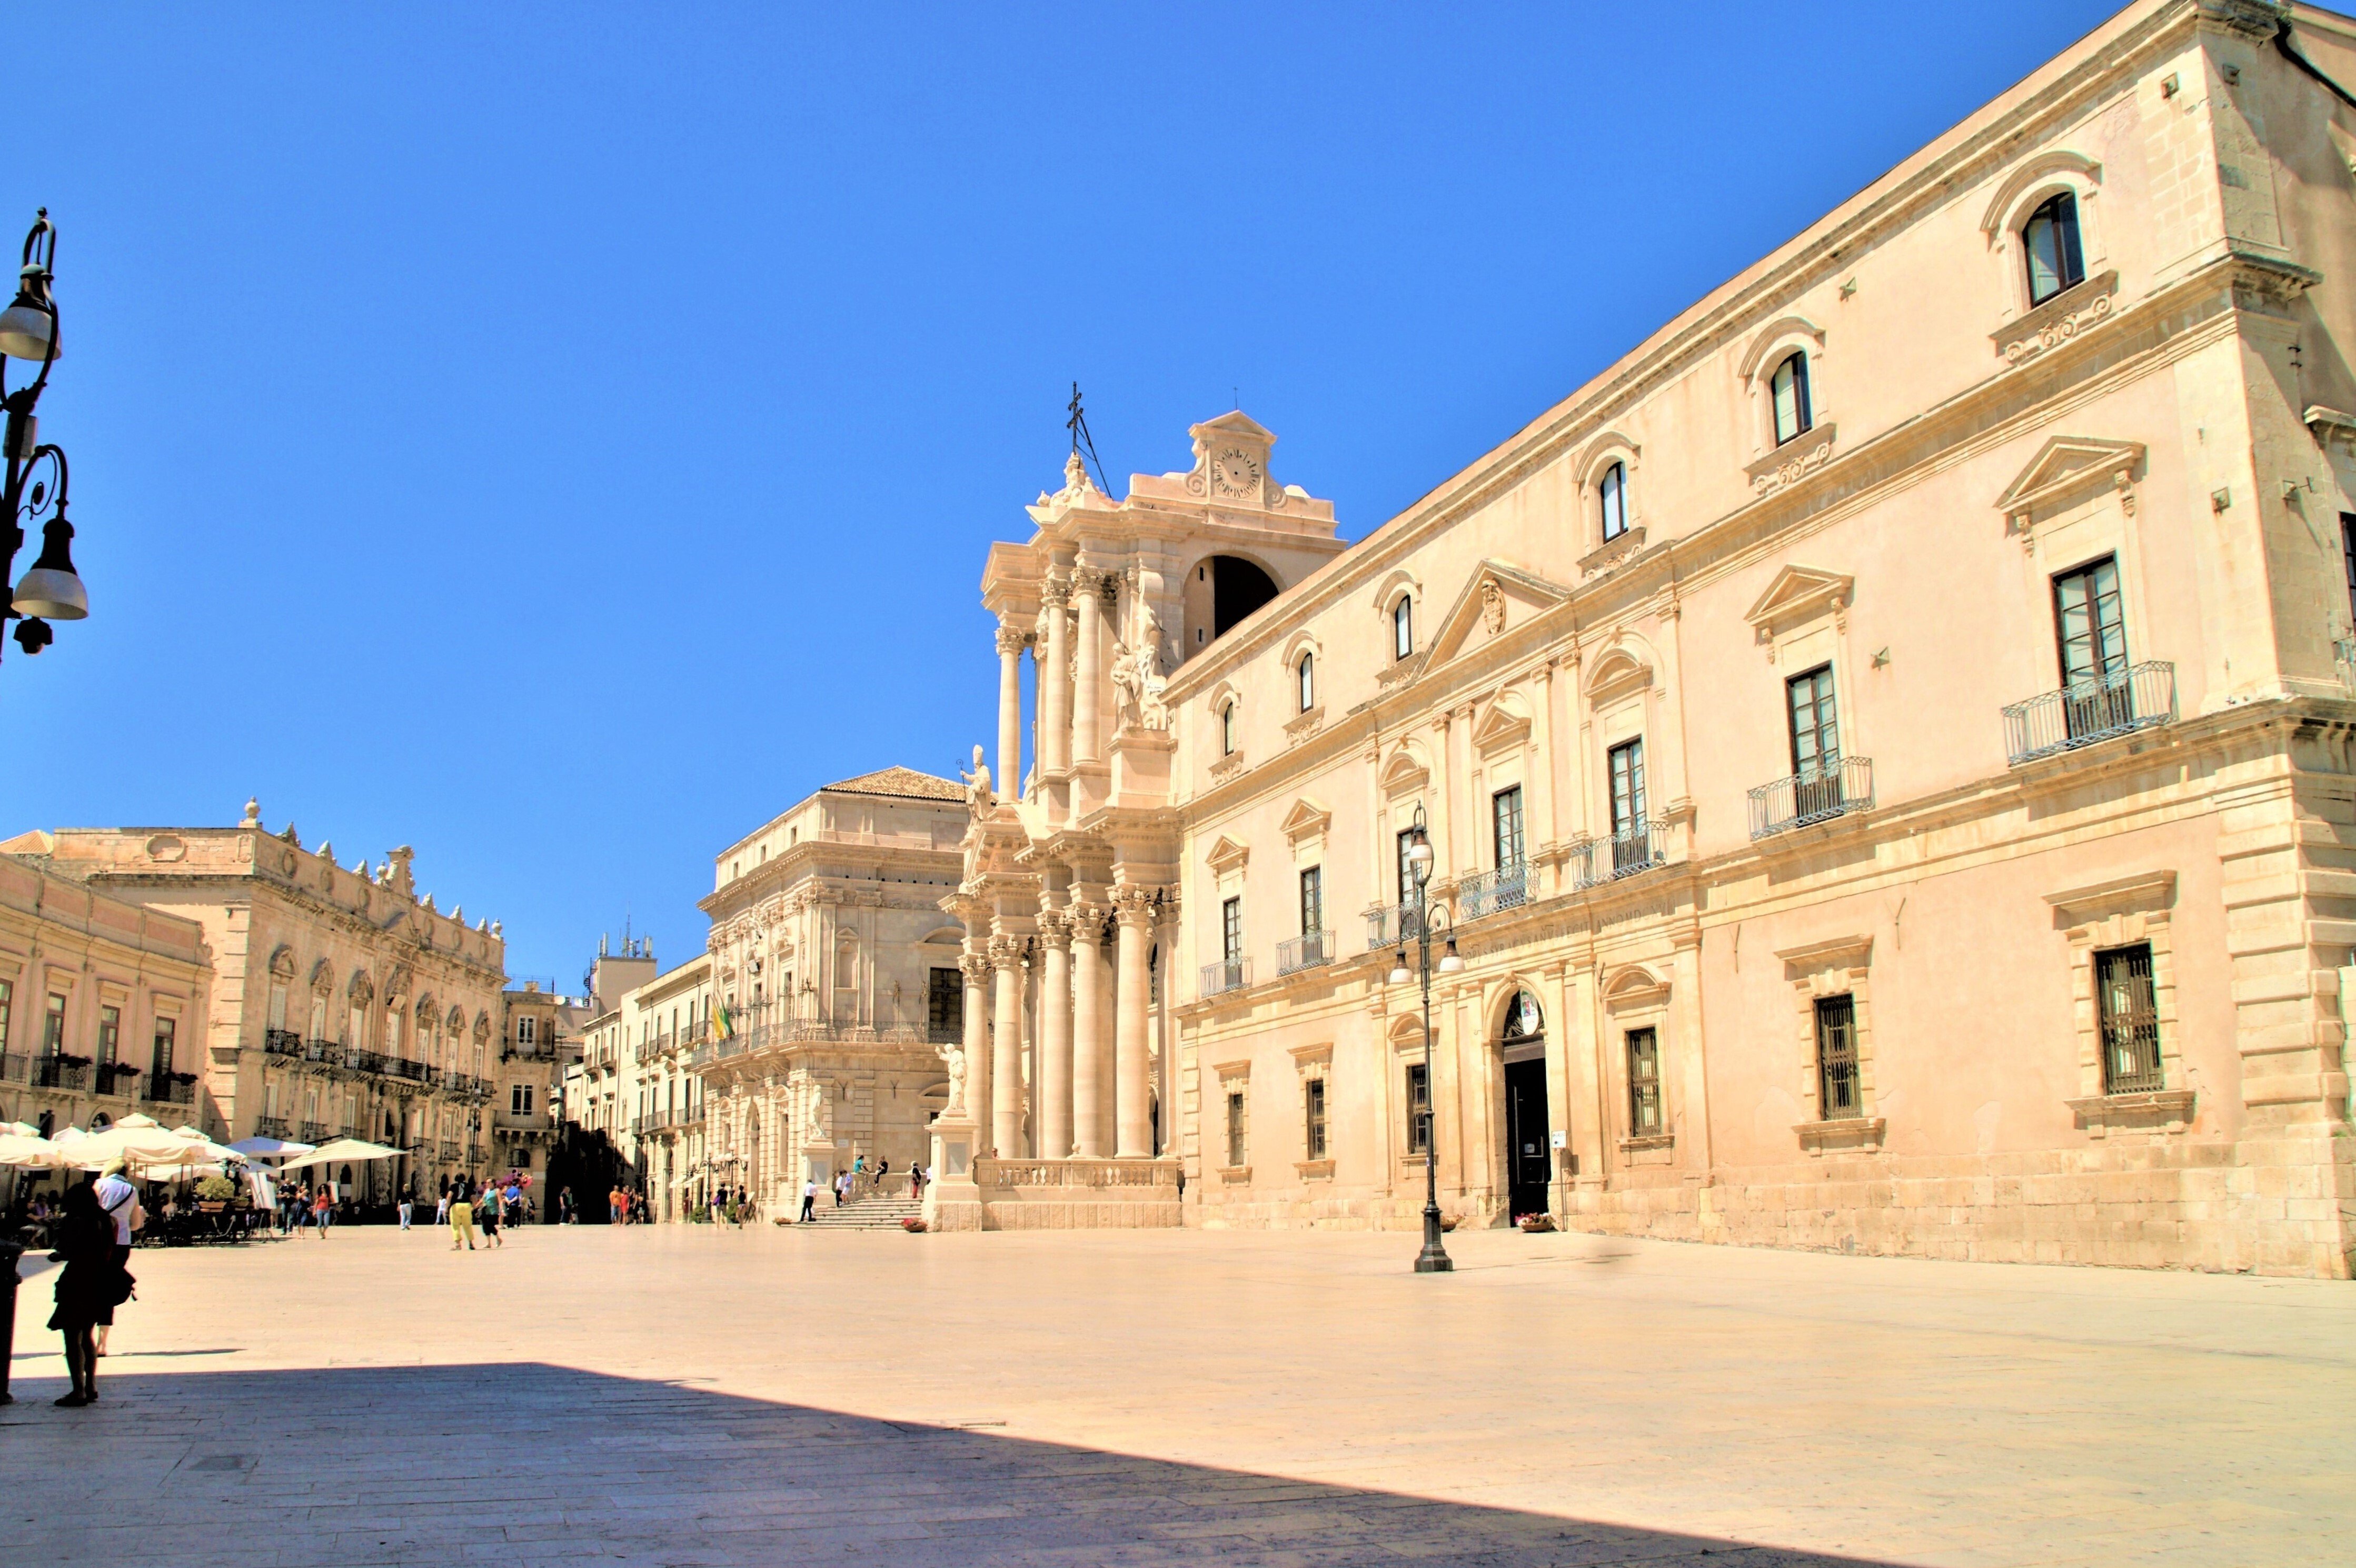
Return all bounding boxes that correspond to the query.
[1066,900,1108,940]
[996,623,1030,656]
[1111,885,1158,927]
[1036,907,1072,947]
[958,953,992,985]
[1040,573,1072,611]
[987,934,1028,968]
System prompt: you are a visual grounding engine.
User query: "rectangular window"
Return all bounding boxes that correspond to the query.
[267,982,288,1033]
[1608,738,1646,837]
[1492,785,1525,871]
[2054,555,2132,741]
[1305,1077,1328,1160]
[1814,995,1858,1118]
[42,992,65,1057]
[2095,944,2163,1094]
[1225,1088,1247,1167]
[1397,828,1419,905]
[1221,896,1242,966]
[928,966,962,1035]
[518,1015,537,1045]
[151,1016,177,1082]
[1393,596,1413,661]
[96,1004,121,1073]
[512,1083,534,1115]
[1771,352,1813,444]
[1786,664,1840,776]
[2343,513,2356,621]
[0,978,11,1054]
[1298,866,1323,938]
[1625,1027,1662,1135]
[1405,1062,1432,1155]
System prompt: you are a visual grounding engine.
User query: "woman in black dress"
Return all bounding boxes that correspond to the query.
[48,1181,128,1407]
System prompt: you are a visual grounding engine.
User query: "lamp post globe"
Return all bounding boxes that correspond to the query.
[0,208,85,673]
[1398,810,1453,1274]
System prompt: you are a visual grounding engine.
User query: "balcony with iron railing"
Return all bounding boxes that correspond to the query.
[1199,957,1251,998]
[1749,757,1874,840]
[301,1039,344,1068]
[0,1052,25,1084]
[2003,660,2175,766]
[95,1062,141,1097]
[1459,862,1529,921]
[1276,931,1335,976]
[438,1140,461,1162]
[142,1075,195,1106]
[301,1120,333,1143]
[263,1028,304,1058]
[254,1115,290,1138]
[32,1056,91,1092]
[1363,902,1426,951]
[1572,822,1668,891]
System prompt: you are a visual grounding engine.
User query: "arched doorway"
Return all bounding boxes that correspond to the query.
[1182,555,1281,654]
[1499,990,1551,1219]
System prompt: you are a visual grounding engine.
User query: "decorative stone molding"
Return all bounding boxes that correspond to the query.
[1745,424,1837,495]
[986,934,1027,970]
[1279,798,1331,848]
[995,624,1030,656]
[1744,565,1854,647]
[1979,150,2101,238]
[1288,1042,1332,1077]
[1208,749,1247,782]
[2044,871,2181,1132]
[1284,705,1325,746]
[1780,935,1877,1141]
[1793,1115,1886,1153]
[1578,525,1645,578]
[1997,435,2145,546]
[1469,695,1532,755]
[2065,1088,2196,1133]
[1219,1164,1252,1183]
[1110,885,1158,928]
[1293,1158,1335,1181]
[2303,404,2356,450]
[1205,835,1249,875]
[1992,269,2118,364]
[1035,908,1071,948]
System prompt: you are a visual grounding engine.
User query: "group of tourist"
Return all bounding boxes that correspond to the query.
[794,1155,927,1222]
[425,1174,527,1251]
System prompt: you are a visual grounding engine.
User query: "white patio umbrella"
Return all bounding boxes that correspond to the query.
[1,1120,38,1137]
[276,1136,404,1173]
[132,1128,242,1172]
[0,1132,77,1170]
[111,1112,166,1129]
[55,1121,193,1168]
[227,1135,316,1161]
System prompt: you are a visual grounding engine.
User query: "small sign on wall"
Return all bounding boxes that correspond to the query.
[1549,1130,1567,1150]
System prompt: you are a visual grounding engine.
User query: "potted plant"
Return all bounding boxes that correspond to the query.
[901,1217,927,1233]
[194,1174,236,1214]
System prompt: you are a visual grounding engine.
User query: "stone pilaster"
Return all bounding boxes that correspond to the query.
[988,934,1026,1160]
[1036,908,1073,1159]
[1112,886,1156,1157]
[995,621,1027,802]
[1069,901,1109,1157]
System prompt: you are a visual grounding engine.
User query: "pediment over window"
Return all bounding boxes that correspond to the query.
[1583,643,1654,703]
[268,944,297,980]
[1469,695,1532,754]
[1205,835,1250,875]
[1995,436,2144,530]
[1378,745,1430,797]
[1425,560,1571,669]
[1602,964,1669,1008]
[1279,797,1332,846]
[1744,565,1854,645]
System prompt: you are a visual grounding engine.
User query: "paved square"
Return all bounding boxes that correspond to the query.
[4,1225,2351,1566]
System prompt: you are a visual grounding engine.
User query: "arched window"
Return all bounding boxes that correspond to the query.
[2023,192,2084,306]
[1770,351,1812,446]
[1598,461,1628,542]
[1296,653,1314,713]
[1500,990,1543,1044]
[1220,700,1238,756]
[1392,595,1414,661]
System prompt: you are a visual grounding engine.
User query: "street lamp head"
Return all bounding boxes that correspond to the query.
[1437,936,1465,976]
[1387,950,1410,986]
[1405,824,1434,887]
[11,510,85,621]
[0,209,57,363]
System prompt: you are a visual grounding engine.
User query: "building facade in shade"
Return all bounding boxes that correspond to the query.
[944,0,2356,1275]
[694,767,968,1216]
[0,851,214,1143]
[4,803,508,1201]
[495,980,589,1214]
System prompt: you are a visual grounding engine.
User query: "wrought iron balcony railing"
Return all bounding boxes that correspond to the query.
[1459,863,1529,921]
[300,1120,333,1143]
[2002,660,2175,766]
[1363,902,1426,951]
[0,1052,25,1084]
[1749,757,1874,840]
[1199,957,1251,998]
[95,1062,140,1097]
[142,1075,195,1106]
[33,1056,90,1091]
[1572,822,1668,890]
[254,1115,290,1138]
[263,1028,304,1057]
[1276,931,1335,976]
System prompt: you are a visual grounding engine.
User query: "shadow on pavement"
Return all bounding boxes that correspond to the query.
[0,1361,1903,1566]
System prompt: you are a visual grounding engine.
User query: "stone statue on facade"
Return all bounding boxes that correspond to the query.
[1111,601,1171,731]
[939,1036,967,1114]
[960,743,995,816]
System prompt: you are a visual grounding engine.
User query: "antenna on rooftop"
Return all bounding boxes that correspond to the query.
[1067,381,1110,494]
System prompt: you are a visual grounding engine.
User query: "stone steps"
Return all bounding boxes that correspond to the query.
[804,1196,923,1231]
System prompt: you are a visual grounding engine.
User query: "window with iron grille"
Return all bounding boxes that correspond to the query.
[1814,995,1858,1117]
[927,966,962,1034]
[1305,1077,1327,1159]
[1298,866,1323,937]
[1405,1062,1432,1154]
[2095,943,2163,1093]
[1492,785,1525,871]
[1625,1027,1662,1135]
[1225,1088,1247,1167]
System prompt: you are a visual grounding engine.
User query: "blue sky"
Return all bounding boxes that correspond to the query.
[4,1,2123,987]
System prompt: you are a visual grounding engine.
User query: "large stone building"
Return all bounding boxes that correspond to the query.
[0,850,215,1143]
[694,767,967,1216]
[938,0,2356,1275]
[6,803,509,1203]
[494,980,588,1212]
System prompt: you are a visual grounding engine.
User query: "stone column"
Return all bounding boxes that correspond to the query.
[989,935,1026,1160]
[996,621,1026,801]
[1040,575,1071,779]
[959,951,992,1139]
[1073,571,1105,764]
[1113,886,1156,1157]
[1069,903,1108,1157]
[1037,911,1073,1159]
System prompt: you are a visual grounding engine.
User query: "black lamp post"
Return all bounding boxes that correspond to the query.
[0,209,86,665]
[1389,810,1463,1274]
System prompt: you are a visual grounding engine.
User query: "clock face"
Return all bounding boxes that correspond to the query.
[1213,447,1261,495]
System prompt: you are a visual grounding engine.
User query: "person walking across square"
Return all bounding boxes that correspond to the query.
[450,1183,476,1251]
[799,1178,816,1222]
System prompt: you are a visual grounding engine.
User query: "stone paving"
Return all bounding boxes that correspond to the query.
[3,1223,2350,1566]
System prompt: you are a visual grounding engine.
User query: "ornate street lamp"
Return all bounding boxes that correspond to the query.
[0,209,86,665]
[1388,808,1463,1273]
